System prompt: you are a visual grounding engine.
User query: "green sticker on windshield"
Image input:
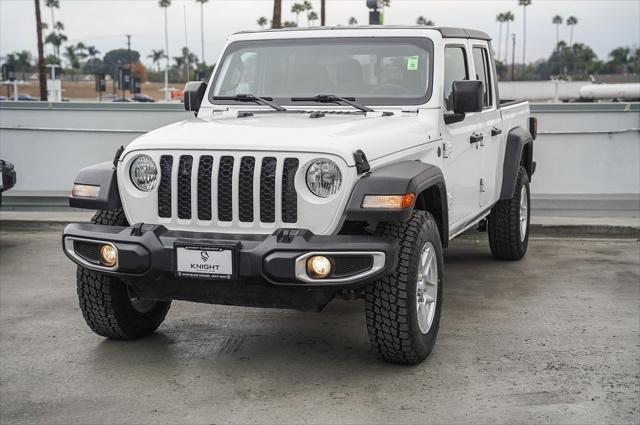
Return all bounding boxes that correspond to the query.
[407,56,419,71]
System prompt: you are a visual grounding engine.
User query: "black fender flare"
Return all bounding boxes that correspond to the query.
[68,161,122,210]
[345,161,449,244]
[499,127,534,200]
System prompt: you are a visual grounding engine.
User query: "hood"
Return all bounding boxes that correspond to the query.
[124,110,438,166]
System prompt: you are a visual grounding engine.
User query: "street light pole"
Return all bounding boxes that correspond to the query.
[511,34,516,81]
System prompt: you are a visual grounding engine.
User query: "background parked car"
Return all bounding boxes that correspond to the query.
[132,94,155,102]
[0,159,17,208]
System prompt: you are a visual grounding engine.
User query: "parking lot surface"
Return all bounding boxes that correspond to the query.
[1,229,638,424]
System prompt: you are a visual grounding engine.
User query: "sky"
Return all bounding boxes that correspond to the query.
[1,0,639,68]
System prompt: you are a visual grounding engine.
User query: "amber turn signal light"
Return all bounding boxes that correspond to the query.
[361,193,416,209]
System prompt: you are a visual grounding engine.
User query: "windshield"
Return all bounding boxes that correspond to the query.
[211,37,434,106]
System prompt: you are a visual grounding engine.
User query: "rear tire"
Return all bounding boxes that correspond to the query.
[76,208,171,340]
[365,211,444,364]
[488,166,530,260]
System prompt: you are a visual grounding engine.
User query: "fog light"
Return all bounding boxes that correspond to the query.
[99,244,118,267]
[307,255,332,279]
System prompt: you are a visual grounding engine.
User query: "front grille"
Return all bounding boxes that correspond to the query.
[157,154,299,225]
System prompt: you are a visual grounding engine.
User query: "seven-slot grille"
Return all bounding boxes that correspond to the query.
[157,154,299,224]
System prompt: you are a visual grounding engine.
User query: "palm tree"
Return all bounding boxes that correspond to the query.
[307,11,318,26]
[496,13,505,61]
[35,0,47,100]
[257,16,268,29]
[45,0,59,32]
[552,15,563,49]
[416,16,434,26]
[348,16,358,26]
[291,3,304,26]
[86,45,100,60]
[63,45,80,69]
[75,42,87,62]
[519,0,532,65]
[503,11,515,63]
[302,1,313,26]
[159,0,171,101]
[320,0,325,26]
[45,32,67,58]
[148,49,165,71]
[567,16,578,46]
[195,0,209,66]
[272,0,282,28]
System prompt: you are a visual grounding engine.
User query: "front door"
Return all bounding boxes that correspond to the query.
[441,44,480,227]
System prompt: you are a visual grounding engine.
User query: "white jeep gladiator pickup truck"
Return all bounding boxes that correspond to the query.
[63,26,536,364]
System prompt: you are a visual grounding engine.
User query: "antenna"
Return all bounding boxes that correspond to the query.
[183,5,190,83]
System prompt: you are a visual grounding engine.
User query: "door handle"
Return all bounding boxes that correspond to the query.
[470,132,484,144]
[491,127,502,136]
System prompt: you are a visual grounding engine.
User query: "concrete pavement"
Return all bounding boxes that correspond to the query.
[1,229,638,424]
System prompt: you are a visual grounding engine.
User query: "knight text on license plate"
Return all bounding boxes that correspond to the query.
[175,245,234,280]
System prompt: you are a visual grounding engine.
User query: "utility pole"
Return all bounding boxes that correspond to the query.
[126,34,132,97]
[511,34,516,81]
[34,0,47,101]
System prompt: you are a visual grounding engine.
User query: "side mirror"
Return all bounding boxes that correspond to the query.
[452,80,484,114]
[183,81,207,113]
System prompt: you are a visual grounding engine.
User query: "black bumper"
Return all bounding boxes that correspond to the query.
[62,224,397,311]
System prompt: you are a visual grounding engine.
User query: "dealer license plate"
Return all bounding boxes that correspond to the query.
[175,245,234,280]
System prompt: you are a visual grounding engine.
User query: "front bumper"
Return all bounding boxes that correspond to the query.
[62,223,397,310]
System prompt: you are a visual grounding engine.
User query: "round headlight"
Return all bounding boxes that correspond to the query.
[130,155,158,191]
[306,159,342,198]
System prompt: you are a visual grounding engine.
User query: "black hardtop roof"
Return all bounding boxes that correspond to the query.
[233,25,491,41]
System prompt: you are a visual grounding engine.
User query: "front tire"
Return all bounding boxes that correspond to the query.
[76,208,171,340]
[365,211,444,364]
[488,166,531,260]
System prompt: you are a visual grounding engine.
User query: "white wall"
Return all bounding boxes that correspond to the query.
[1,102,638,211]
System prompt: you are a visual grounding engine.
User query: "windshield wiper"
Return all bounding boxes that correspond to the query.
[290,94,374,113]
[212,94,287,112]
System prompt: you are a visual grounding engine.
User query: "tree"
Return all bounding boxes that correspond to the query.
[519,0,532,65]
[496,13,505,60]
[159,0,171,100]
[45,32,67,58]
[503,11,514,63]
[272,0,282,29]
[283,21,297,28]
[291,3,304,26]
[552,15,563,49]
[607,47,630,74]
[63,45,80,70]
[302,1,313,26]
[173,46,199,81]
[34,0,47,100]
[86,45,100,60]
[45,0,59,34]
[567,16,578,46]
[195,0,209,66]
[4,51,34,73]
[320,0,325,26]
[75,42,88,63]
[348,16,358,26]
[257,16,268,29]
[103,48,141,79]
[416,16,434,26]
[307,11,318,26]
[148,49,166,71]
